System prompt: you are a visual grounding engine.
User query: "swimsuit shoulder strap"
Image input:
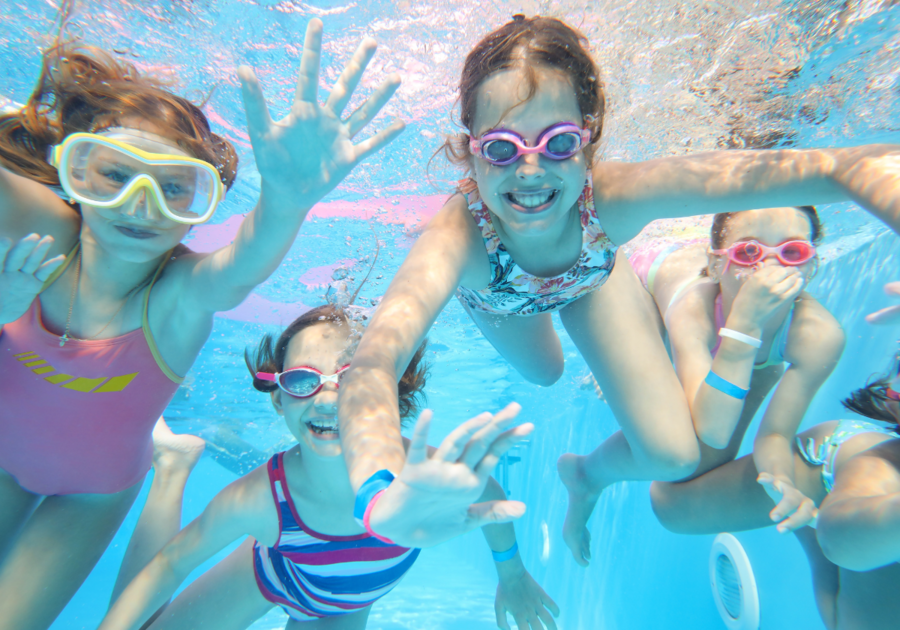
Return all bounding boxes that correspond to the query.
[265,453,286,545]
[457,177,503,255]
[39,241,80,294]
[141,251,184,384]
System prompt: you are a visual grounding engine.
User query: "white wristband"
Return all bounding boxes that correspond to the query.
[719,327,762,348]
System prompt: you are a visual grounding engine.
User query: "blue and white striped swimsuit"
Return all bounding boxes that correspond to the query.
[253,453,420,620]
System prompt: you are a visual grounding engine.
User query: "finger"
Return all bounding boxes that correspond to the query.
[467,499,526,528]
[0,237,13,267]
[513,613,528,630]
[496,602,510,630]
[537,607,558,630]
[459,403,523,468]
[778,502,818,533]
[353,118,406,163]
[346,73,402,138]
[5,233,41,272]
[528,614,542,630]
[770,490,800,523]
[19,235,54,274]
[581,529,592,563]
[294,18,324,107]
[884,281,900,297]
[543,594,561,618]
[866,304,900,325]
[473,423,534,479]
[432,412,493,462]
[237,66,274,139]
[405,409,433,465]
[33,254,66,282]
[324,37,377,116]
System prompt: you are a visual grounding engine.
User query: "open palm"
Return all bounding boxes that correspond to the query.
[237,18,404,209]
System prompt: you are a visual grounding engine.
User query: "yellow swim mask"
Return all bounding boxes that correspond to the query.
[50,129,225,225]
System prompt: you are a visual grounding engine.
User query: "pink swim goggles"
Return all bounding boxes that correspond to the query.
[711,240,816,269]
[256,365,349,398]
[469,122,591,166]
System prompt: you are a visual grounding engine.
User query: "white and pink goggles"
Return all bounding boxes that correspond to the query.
[469,122,591,166]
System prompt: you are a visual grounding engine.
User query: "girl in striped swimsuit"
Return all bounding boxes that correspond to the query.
[100,304,557,630]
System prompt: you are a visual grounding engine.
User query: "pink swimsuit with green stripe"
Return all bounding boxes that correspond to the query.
[0,245,183,495]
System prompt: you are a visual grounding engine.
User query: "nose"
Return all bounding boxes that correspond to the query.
[313,385,338,415]
[122,189,163,221]
[515,151,545,180]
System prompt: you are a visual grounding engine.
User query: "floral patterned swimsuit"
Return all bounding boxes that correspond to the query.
[455,177,618,316]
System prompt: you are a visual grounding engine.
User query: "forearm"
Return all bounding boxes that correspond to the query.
[192,181,310,312]
[479,478,524,580]
[339,363,407,492]
[99,554,186,630]
[818,493,900,570]
[753,432,797,483]
[691,339,758,448]
[832,152,900,234]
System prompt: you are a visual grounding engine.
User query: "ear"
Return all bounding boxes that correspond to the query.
[271,389,285,416]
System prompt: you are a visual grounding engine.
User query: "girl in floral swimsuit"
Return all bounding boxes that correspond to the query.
[334,15,900,557]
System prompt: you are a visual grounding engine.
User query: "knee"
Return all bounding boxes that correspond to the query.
[637,442,701,483]
[521,359,564,387]
[649,480,694,534]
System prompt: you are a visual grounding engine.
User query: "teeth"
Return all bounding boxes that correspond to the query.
[507,189,555,208]
[307,421,338,434]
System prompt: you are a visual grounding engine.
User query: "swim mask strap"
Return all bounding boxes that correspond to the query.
[354,469,397,544]
[705,370,749,400]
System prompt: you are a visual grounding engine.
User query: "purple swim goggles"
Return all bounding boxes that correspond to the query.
[469,122,591,166]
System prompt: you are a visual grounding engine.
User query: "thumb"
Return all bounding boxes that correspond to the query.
[866,304,900,325]
[467,499,526,528]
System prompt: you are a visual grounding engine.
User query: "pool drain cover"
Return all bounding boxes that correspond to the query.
[709,533,759,630]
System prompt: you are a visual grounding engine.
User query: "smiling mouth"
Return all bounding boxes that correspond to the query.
[504,189,559,213]
[115,225,158,239]
[306,420,339,437]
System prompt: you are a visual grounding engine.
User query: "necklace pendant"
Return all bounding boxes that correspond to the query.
[59,334,68,347]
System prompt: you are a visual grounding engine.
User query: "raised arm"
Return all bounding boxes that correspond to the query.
[817,439,900,571]
[754,301,844,532]
[479,477,560,630]
[98,468,275,630]
[593,145,900,244]
[175,19,403,316]
[832,153,900,234]
[338,194,485,490]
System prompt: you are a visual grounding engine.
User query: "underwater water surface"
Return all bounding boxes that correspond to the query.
[2,0,900,628]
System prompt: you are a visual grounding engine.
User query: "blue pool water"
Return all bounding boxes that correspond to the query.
[2,0,900,628]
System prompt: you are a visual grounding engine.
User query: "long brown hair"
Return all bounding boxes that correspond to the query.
[245,305,430,422]
[0,42,238,189]
[438,15,605,173]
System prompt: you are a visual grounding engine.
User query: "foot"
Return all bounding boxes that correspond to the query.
[558,453,603,567]
[152,417,206,475]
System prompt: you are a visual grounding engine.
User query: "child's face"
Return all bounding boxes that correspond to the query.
[470,65,588,238]
[272,322,355,459]
[709,207,816,298]
[78,117,193,262]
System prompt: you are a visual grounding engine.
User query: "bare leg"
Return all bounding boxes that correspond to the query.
[557,252,701,565]
[148,538,272,630]
[795,526,839,630]
[111,419,206,616]
[465,304,564,386]
[0,480,141,630]
[0,469,42,566]
[649,424,832,534]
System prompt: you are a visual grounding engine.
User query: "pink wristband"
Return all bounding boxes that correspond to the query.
[362,489,396,545]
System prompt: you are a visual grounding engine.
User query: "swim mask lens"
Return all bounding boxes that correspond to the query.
[256,366,350,398]
[50,131,224,225]
[471,122,591,166]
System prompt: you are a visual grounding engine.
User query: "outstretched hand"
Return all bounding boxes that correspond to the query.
[758,472,818,532]
[495,569,560,630]
[866,282,900,325]
[238,18,404,211]
[369,403,534,549]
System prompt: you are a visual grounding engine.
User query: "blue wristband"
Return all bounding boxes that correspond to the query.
[705,370,749,400]
[353,469,396,525]
[492,541,519,563]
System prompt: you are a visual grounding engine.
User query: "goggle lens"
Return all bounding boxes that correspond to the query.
[280,369,326,397]
[483,139,517,164]
[733,242,762,264]
[545,131,580,157]
[780,242,812,263]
